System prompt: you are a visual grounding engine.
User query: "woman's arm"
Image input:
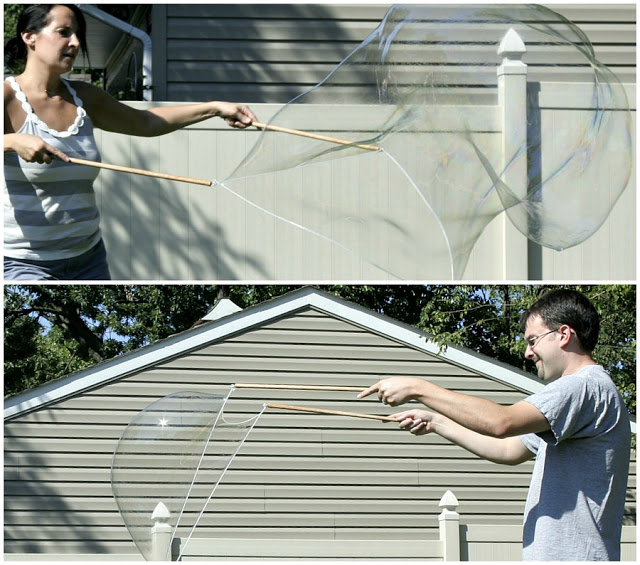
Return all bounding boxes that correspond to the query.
[5,82,69,162]
[75,82,256,137]
[4,132,70,163]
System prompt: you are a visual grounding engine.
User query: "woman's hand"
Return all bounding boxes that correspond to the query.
[5,133,69,164]
[391,409,437,435]
[216,102,257,129]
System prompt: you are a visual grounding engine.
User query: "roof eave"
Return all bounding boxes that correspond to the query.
[0,287,562,422]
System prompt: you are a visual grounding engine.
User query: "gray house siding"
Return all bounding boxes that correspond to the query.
[151,4,636,103]
[4,294,637,559]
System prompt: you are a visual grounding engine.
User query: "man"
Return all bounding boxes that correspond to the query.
[358,289,631,561]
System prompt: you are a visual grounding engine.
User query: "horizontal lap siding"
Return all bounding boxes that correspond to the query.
[161,4,636,102]
[163,4,380,101]
[4,308,636,558]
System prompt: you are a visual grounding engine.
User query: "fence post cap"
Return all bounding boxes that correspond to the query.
[498,28,527,59]
[438,489,459,511]
[151,501,171,523]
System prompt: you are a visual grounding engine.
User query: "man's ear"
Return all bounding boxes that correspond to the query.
[558,324,574,348]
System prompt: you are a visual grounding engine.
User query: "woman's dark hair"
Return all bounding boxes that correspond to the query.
[519,289,600,353]
[4,4,88,72]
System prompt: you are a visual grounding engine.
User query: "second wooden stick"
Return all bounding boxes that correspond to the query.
[266,402,396,422]
[252,121,380,152]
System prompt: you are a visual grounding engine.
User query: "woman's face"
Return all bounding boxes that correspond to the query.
[22,5,80,73]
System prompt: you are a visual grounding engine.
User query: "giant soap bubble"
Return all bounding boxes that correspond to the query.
[111,391,264,560]
[218,4,631,278]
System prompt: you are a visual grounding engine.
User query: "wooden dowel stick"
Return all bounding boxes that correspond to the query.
[266,402,396,422]
[252,121,380,152]
[68,157,213,186]
[236,383,366,392]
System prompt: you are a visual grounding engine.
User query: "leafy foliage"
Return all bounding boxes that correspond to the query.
[3,4,22,45]
[4,285,636,417]
[416,285,636,414]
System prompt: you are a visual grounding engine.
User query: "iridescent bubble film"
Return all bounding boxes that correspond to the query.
[219,4,631,278]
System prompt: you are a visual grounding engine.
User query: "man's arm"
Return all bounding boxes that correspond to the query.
[392,408,535,465]
[359,376,550,438]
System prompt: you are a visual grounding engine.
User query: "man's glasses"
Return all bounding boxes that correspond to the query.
[524,329,558,348]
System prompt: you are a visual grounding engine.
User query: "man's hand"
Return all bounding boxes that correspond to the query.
[357,377,424,406]
[391,409,437,435]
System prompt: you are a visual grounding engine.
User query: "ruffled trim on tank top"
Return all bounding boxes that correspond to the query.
[6,76,86,139]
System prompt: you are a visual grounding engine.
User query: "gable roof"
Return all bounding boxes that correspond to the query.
[0,286,569,421]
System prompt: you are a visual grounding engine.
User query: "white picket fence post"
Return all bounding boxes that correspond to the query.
[438,489,461,561]
[497,27,529,279]
[150,501,173,561]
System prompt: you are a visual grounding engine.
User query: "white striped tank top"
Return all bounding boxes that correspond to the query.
[4,76,102,261]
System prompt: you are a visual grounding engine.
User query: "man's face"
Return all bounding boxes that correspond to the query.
[524,315,563,382]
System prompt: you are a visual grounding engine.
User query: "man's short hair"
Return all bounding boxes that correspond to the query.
[520,289,600,353]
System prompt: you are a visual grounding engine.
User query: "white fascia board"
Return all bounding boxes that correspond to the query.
[304,293,640,434]
[4,288,329,419]
[433,344,545,394]
[313,292,639,434]
[2,287,539,420]
[303,290,545,395]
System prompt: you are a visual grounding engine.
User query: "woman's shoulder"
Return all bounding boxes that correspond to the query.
[68,79,104,99]
[4,78,23,130]
[4,76,18,102]
[68,80,113,112]
[67,80,106,116]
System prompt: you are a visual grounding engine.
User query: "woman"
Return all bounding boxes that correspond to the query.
[4,4,257,280]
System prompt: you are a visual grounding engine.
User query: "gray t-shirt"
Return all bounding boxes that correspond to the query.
[520,365,631,561]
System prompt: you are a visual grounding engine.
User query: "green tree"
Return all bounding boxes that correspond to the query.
[4,284,636,417]
[4,285,223,396]
[414,284,636,414]
[3,3,23,72]
[3,4,21,42]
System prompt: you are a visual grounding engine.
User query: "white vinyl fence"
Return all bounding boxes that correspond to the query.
[93,29,635,281]
[150,490,636,561]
